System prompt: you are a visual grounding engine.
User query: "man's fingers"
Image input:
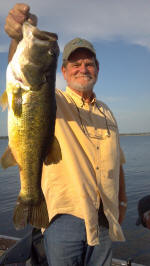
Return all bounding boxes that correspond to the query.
[5,15,23,40]
[9,5,29,24]
[13,3,30,14]
[5,3,38,41]
[9,10,26,24]
[5,4,29,40]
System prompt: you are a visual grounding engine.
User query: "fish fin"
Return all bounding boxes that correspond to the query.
[13,203,29,230]
[0,146,17,169]
[12,89,22,116]
[13,198,49,230]
[0,91,8,111]
[44,136,62,165]
[29,198,49,229]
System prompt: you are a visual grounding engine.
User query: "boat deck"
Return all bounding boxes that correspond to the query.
[0,235,145,266]
[0,236,18,256]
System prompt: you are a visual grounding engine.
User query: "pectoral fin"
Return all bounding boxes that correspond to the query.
[44,136,62,165]
[12,88,22,117]
[0,90,8,111]
[0,146,17,169]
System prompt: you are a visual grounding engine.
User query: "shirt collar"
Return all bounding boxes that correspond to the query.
[66,87,96,107]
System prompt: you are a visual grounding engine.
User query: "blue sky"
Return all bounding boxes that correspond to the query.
[0,0,150,135]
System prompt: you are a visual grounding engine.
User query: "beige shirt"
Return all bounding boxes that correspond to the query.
[41,87,125,245]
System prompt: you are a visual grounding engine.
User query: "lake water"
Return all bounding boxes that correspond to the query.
[0,136,150,265]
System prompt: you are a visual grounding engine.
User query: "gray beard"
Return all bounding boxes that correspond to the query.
[68,78,97,92]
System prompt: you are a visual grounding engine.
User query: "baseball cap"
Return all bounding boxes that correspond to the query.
[136,195,150,227]
[62,37,96,62]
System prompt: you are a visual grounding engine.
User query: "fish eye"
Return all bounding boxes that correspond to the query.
[48,50,53,56]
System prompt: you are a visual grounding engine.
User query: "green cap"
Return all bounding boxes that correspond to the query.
[62,37,96,61]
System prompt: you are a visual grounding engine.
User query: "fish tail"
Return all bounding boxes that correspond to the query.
[29,199,49,229]
[13,202,30,230]
[13,198,49,230]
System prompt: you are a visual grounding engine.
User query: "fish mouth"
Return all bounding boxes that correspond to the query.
[23,22,58,42]
[33,29,58,42]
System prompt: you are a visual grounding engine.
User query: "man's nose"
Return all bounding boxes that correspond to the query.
[79,63,88,73]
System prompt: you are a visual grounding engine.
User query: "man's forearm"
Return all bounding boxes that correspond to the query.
[8,39,20,62]
[119,165,127,203]
[118,165,127,224]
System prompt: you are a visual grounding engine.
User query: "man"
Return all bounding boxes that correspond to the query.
[136,195,150,230]
[5,4,127,266]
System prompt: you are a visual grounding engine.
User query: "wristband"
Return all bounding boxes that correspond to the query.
[119,201,127,207]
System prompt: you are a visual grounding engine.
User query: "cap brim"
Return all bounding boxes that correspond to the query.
[67,46,96,61]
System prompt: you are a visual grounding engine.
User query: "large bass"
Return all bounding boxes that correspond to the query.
[0,22,61,229]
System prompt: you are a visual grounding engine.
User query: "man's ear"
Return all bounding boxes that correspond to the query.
[61,66,67,80]
[96,60,99,73]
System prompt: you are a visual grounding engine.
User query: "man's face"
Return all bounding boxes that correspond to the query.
[62,48,99,92]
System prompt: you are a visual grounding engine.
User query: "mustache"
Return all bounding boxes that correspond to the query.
[75,74,92,79]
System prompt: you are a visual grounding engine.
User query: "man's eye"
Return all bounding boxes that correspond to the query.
[73,64,80,67]
[86,63,94,67]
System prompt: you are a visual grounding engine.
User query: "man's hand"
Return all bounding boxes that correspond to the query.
[5,3,37,41]
[5,3,38,62]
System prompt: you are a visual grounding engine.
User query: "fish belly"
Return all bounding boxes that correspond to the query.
[8,83,54,229]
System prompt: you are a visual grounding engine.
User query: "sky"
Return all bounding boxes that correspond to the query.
[0,0,150,135]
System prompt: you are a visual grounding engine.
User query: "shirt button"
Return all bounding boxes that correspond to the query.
[96,166,99,170]
[97,146,99,150]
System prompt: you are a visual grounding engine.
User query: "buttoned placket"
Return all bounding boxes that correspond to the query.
[66,89,102,211]
[87,104,102,241]
[85,103,102,211]
[74,101,101,240]
[93,142,101,211]
[77,101,102,176]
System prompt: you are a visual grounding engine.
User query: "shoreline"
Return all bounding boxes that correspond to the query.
[120,133,150,136]
[0,133,150,139]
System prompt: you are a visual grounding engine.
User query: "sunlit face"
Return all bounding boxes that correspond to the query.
[62,48,99,92]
